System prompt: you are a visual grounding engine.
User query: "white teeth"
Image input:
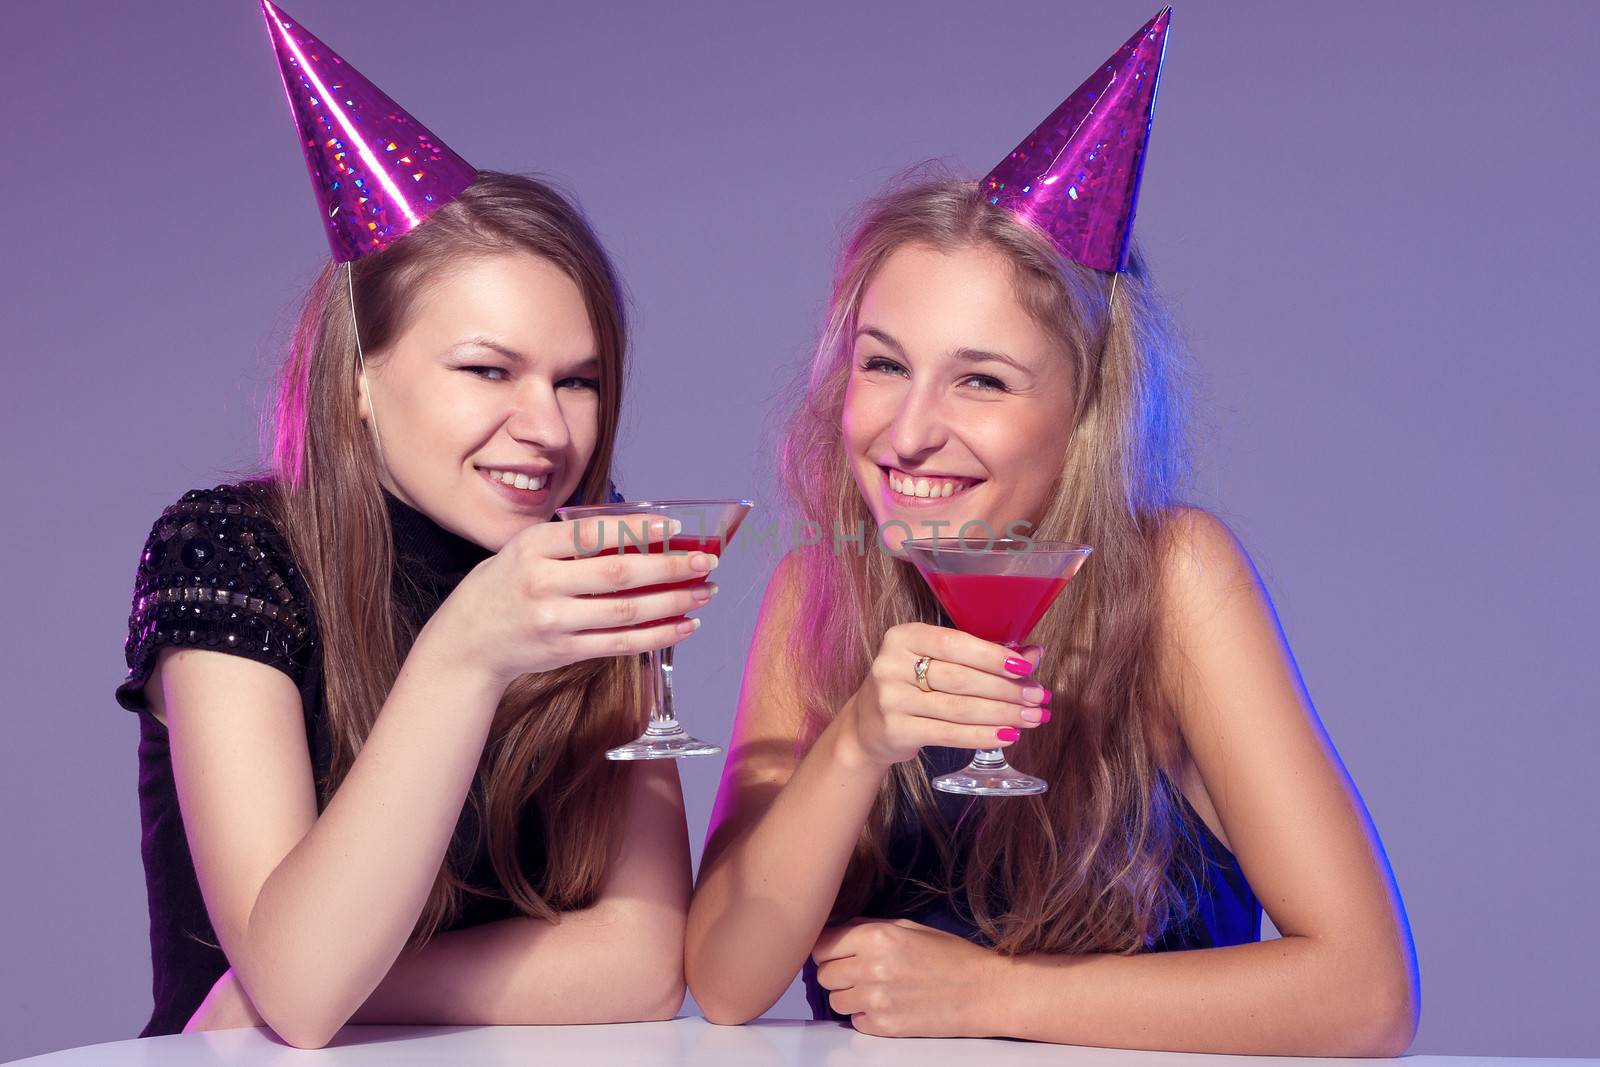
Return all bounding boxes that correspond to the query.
[886,469,970,500]
[483,468,548,492]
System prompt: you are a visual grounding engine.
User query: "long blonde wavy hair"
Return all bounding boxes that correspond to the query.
[266,172,643,943]
[781,177,1207,956]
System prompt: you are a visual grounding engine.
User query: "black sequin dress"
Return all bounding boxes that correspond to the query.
[114,480,550,1036]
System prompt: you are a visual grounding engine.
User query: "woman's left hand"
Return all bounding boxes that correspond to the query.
[183,967,266,1033]
[811,918,1007,1038]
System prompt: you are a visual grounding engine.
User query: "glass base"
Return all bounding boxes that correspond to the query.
[606,719,723,761]
[932,751,1047,796]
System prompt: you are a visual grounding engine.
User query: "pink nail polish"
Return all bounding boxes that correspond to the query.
[997,727,1021,742]
[1004,657,1033,676]
[1040,707,1052,724]
[1040,687,1052,706]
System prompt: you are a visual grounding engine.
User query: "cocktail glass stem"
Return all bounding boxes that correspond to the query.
[642,646,685,738]
[931,641,1048,796]
[556,498,752,762]
[967,749,1011,770]
[610,646,721,760]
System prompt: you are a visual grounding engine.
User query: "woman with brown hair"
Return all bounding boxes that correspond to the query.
[685,12,1418,1055]
[114,8,706,1049]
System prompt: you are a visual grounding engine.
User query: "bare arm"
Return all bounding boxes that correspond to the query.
[183,711,691,1034]
[995,510,1417,1054]
[812,511,1419,1055]
[684,574,882,1022]
[156,515,710,1048]
[154,635,499,1048]
[349,758,690,1025]
[686,555,1042,1022]
[685,556,868,1021]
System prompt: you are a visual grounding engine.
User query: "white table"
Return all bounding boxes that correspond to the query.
[11,1018,1595,1065]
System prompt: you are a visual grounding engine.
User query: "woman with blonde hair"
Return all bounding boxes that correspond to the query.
[687,11,1418,1054]
[115,8,707,1047]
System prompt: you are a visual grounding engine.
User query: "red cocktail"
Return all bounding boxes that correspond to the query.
[920,572,1072,646]
[900,538,1092,796]
[594,535,727,595]
[558,500,753,760]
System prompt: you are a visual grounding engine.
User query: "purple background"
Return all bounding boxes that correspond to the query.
[3,0,1596,1060]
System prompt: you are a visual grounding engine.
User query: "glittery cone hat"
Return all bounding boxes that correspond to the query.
[981,7,1171,273]
[260,0,477,262]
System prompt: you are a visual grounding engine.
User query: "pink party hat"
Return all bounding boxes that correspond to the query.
[982,7,1171,273]
[260,1,477,262]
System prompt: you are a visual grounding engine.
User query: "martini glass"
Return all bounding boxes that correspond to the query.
[556,499,753,760]
[899,537,1092,796]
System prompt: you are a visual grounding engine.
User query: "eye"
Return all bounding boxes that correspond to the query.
[960,373,1009,392]
[463,365,508,382]
[860,355,907,377]
[557,376,600,391]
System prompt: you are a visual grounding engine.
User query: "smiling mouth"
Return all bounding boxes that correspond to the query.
[881,466,982,502]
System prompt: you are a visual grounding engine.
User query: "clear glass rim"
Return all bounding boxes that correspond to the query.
[900,536,1093,556]
[556,498,756,518]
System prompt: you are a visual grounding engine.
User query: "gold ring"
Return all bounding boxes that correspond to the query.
[913,655,934,693]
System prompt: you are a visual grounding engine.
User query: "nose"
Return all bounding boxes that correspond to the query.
[503,378,572,452]
[886,380,950,462]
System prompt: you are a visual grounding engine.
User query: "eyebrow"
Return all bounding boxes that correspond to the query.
[856,326,1031,376]
[453,336,526,364]
[953,346,1030,375]
[452,338,601,374]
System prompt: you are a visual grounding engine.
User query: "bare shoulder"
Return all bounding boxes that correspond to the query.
[1156,505,1266,625]
[1150,504,1299,746]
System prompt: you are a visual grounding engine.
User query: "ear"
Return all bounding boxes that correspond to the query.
[355,370,372,423]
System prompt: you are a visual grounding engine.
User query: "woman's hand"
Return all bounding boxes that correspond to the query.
[426,514,718,686]
[837,623,1047,770]
[811,919,1009,1038]
[183,967,265,1034]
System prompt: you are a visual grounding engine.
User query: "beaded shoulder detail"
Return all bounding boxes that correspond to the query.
[117,481,317,709]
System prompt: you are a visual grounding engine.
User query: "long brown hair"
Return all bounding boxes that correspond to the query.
[267,172,642,942]
[781,177,1207,956]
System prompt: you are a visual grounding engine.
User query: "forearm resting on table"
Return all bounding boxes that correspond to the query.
[241,757,687,1036]
[993,934,1417,1057]
[351,898,686,1026]
[354,758,692,1027]
[688,717,882,1024]
[200,896,684,1034]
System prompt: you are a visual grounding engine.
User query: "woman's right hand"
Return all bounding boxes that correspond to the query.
[838,623,1049,770]
[426,514,718,686]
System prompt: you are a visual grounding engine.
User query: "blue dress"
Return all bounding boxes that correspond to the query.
[803,743,1261,1020]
